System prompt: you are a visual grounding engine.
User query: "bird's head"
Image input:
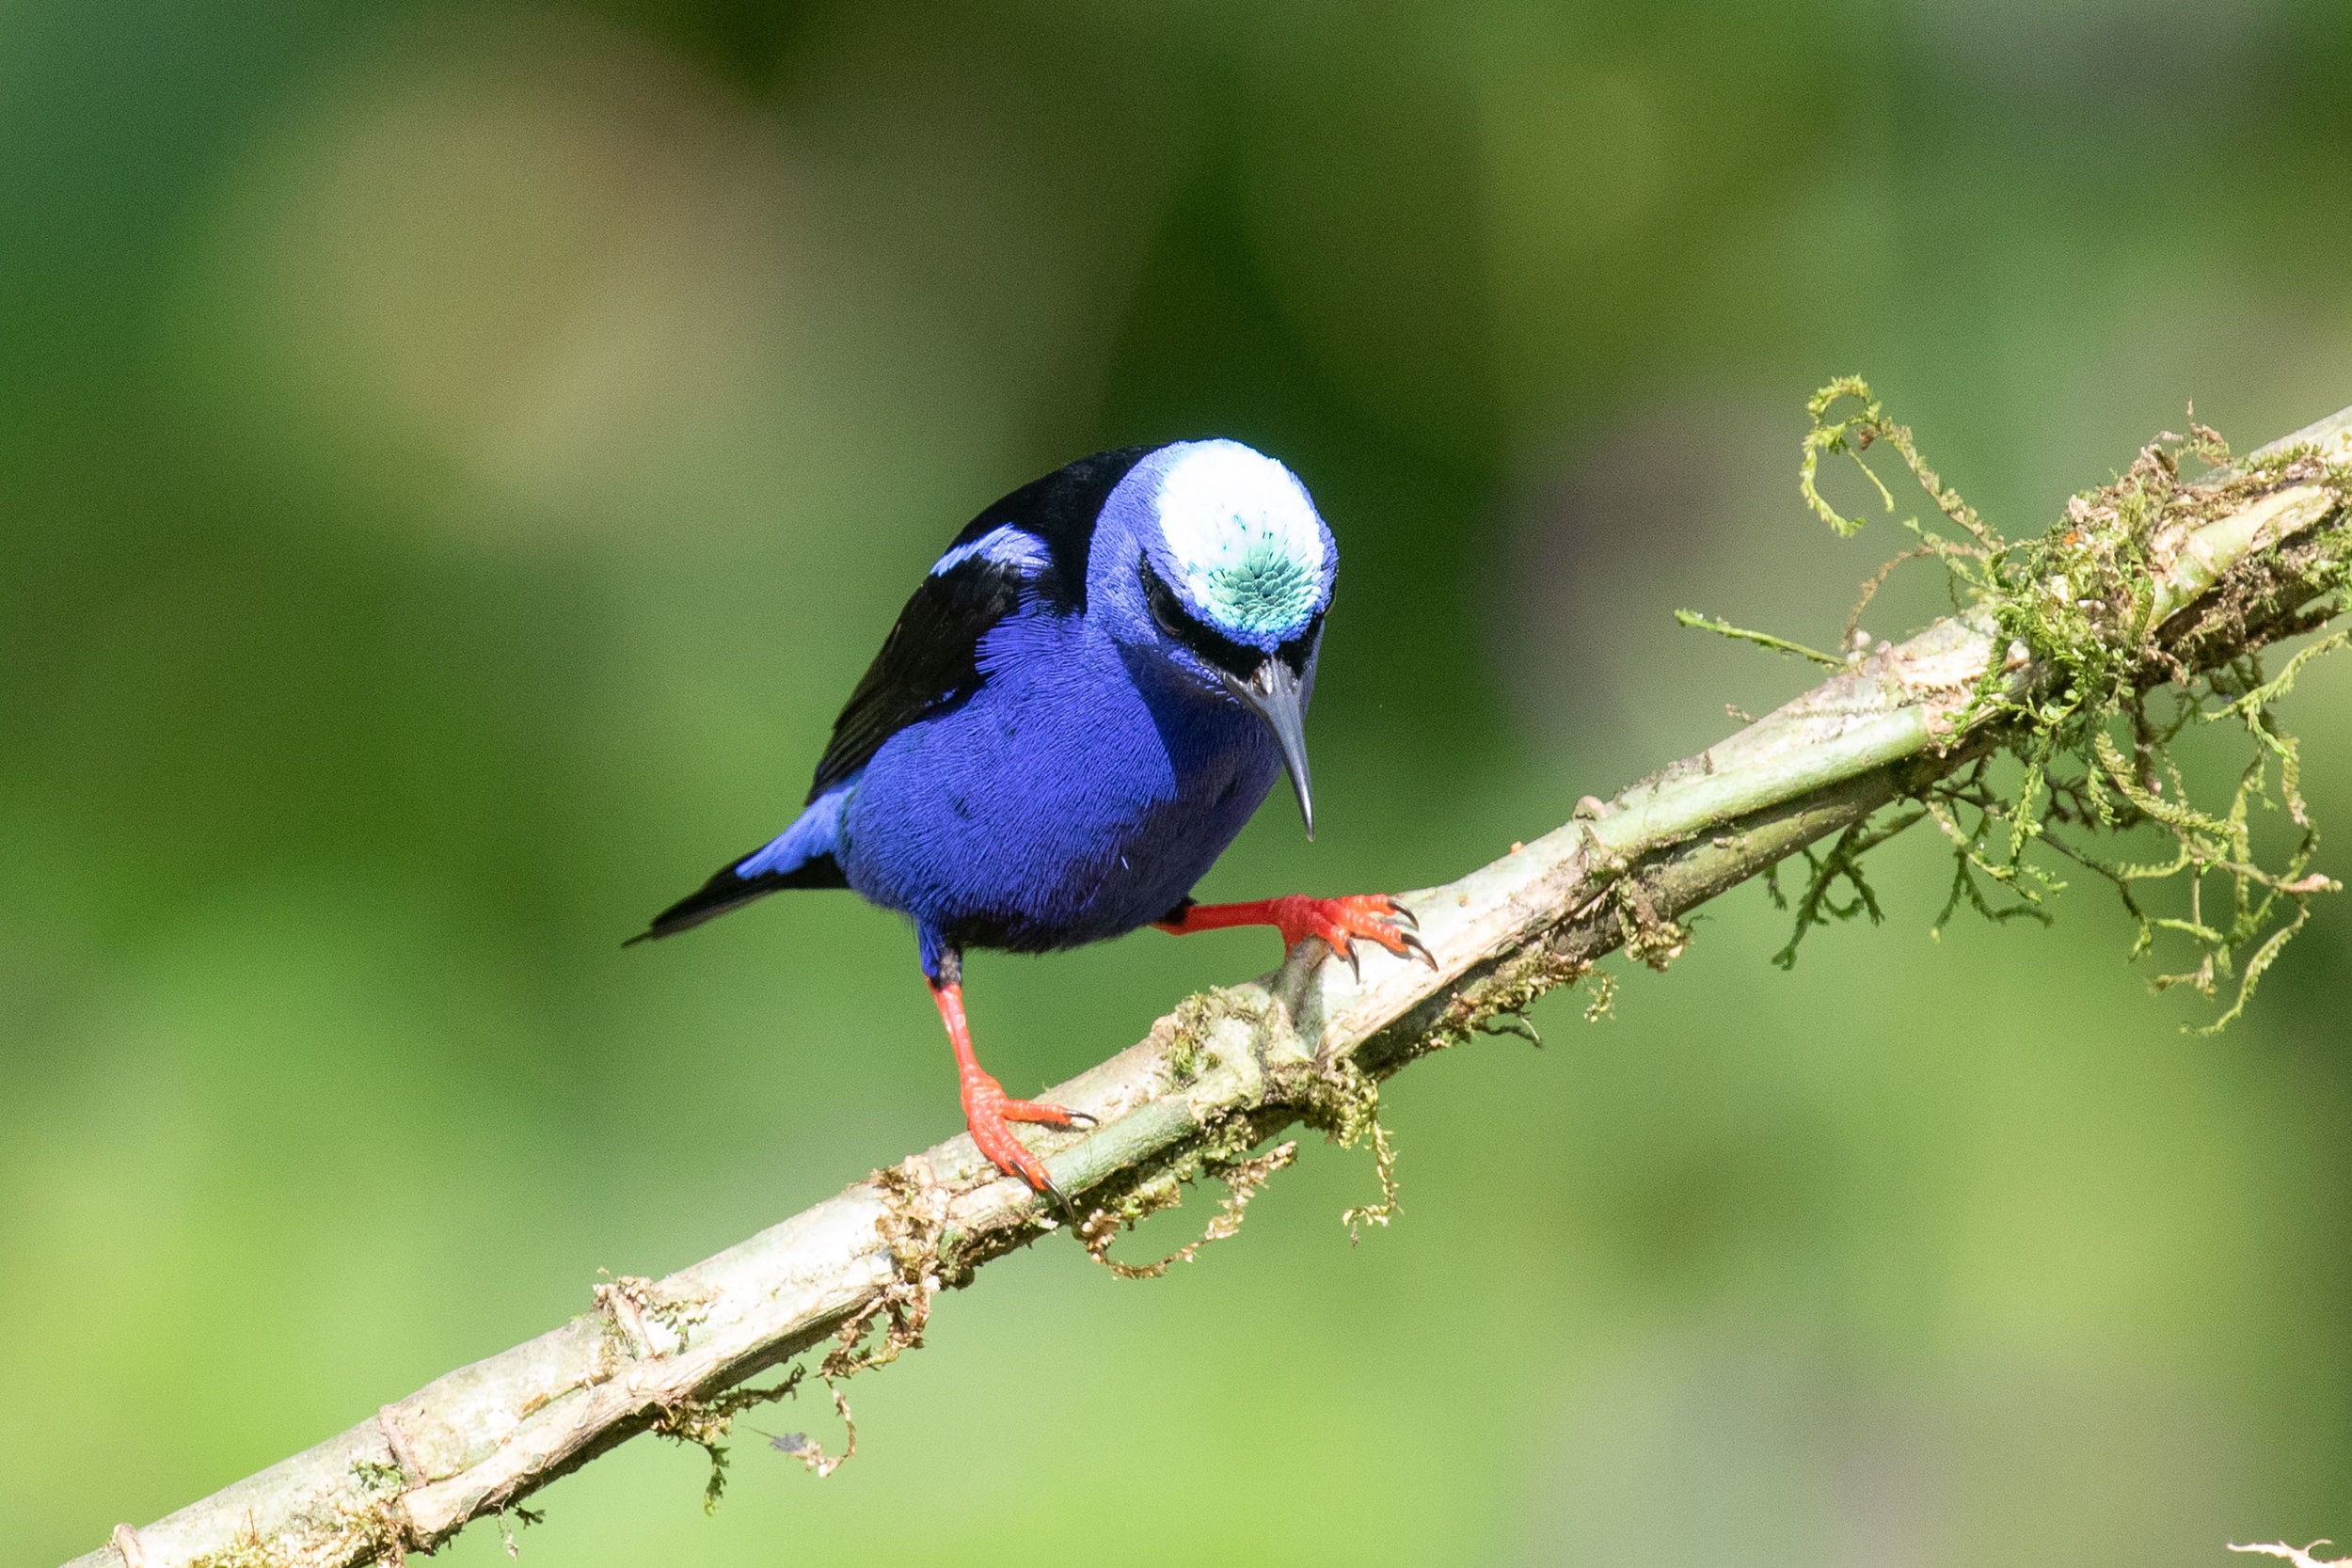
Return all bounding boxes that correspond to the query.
[1096,438,1337,837]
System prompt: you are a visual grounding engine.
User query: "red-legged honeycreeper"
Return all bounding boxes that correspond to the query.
[629,440,1430,1212]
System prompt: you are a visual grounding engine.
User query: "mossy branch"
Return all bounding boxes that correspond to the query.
[72,392,2352,1568]
[1676,608,1844,668]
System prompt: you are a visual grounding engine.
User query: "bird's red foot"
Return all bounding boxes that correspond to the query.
[961,1072,1090,1206]
[931,978,1094,1215]
[1155,894,1435,977]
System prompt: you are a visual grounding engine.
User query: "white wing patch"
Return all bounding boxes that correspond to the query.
[930,523,1048,578]
[1152,440,1327,636]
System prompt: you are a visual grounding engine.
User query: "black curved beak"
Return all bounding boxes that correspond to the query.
[1221,657,1314,840]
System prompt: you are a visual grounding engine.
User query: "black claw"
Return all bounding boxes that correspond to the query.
[1335,936,1362,982]
[1037,1173,1079,1224]
[1401,930,1438,970]
[1061,1109,1099,1129]
[1389,903,1421,931]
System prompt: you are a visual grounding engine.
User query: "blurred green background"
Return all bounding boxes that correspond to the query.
[6,1,2352,1563]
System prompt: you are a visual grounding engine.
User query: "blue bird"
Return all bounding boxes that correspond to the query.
[631,439,1428,1210]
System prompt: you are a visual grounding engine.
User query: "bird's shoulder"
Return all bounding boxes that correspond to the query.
[936,442,1156,613]
[805,444,1158,800]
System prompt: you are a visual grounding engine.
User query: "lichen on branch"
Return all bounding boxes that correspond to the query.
[1758,379,2350,1025]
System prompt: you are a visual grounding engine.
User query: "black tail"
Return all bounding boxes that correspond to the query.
[625,848,849,946]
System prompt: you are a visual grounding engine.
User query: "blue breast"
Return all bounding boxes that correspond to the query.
[835,610,1282,958]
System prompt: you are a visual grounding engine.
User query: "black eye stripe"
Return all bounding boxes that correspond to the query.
[1141,556,1256,673]
[1139,555,1318,678]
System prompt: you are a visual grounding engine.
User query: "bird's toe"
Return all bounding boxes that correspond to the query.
[1296,895,1431,973]
[966,1105,1071,1209]
[996,1095,1091,1128]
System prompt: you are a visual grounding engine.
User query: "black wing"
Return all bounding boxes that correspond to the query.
[807,551,1032,799]
[803,444,1155,800]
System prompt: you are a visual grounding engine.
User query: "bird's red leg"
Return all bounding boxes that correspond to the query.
[930,979,1092,1212]
[1153,894,1435,976]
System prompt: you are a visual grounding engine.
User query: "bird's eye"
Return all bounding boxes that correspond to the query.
[1142,558,1188,640]
[1276,616,1322,674]
[1139,555,1261,676]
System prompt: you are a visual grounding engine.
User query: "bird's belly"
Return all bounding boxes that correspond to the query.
[839,679,1279,951]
